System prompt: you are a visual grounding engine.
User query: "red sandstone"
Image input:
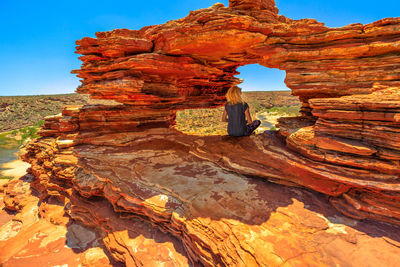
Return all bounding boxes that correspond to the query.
[1,0,400,265]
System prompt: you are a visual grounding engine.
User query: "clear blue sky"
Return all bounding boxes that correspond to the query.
[0,0,398,96]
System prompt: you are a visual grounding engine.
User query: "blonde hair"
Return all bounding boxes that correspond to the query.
[226,85,244,105]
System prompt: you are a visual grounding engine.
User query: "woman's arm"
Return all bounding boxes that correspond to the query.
[222,109,228,122]
[245,107,252,124]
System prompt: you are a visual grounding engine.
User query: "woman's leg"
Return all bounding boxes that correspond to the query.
[246,120,261,135]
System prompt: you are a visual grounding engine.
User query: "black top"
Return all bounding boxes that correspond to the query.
[225,102,249,136]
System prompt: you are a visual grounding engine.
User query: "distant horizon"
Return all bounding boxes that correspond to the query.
[0,0,398,96]
[0,89,292,97]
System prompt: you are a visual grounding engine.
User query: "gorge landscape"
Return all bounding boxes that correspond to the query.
[1,0,400,266]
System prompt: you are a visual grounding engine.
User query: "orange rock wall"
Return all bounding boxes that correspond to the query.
[70,0,400,222]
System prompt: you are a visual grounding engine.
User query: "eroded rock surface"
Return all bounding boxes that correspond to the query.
[0,176,114,266]
[14,130,400,266]
[3,0,400,265]
[0,174,191,266]
[68,0,400,224]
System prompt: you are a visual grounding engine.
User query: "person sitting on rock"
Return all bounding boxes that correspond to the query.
[222,85,261,137]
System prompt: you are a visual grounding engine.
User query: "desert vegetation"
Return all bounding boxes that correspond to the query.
[175,91,301,135]
[0,91,300,139]
[0,120,45,149]
[0,94,90,132]
[0,94,117,133]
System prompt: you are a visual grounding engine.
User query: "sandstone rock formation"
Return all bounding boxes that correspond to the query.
[0,174,190,266]
[7,130,399,266]
[3,0,400,265]
[70,0,400,225]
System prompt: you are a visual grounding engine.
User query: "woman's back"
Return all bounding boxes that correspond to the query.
[225,102,249,136]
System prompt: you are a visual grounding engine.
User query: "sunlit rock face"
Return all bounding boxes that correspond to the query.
[71,0,400,223]
[8,0,400,265]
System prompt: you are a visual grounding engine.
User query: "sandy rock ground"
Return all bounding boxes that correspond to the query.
[1,159,30,179]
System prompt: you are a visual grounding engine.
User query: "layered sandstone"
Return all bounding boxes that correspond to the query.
[69,0,400,224]
[4,0,400,265]
[13,131,400,266]
[0,175,191,266]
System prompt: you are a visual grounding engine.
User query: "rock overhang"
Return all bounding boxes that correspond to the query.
[67,0,400,225]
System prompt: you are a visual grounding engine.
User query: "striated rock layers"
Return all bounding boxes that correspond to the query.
[70,0,400,225]
[4,0,400,265]
[13,131,400,266]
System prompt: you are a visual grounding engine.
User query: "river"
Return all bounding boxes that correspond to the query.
[256,113,274,128]
[0,146,19,175]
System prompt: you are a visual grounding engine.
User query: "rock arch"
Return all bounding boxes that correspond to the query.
[14,0,400,264]
[37,0,400,228]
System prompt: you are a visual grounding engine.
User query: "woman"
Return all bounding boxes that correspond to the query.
[222,85,261,137]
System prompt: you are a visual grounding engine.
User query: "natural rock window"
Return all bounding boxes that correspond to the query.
[174,64,301,135]
[16,4,400,265]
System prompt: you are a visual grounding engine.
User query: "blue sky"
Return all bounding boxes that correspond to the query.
[0,0,398,96]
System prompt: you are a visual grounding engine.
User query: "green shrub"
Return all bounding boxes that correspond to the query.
[265,105,300,116]
[19,126,39,142]
[34,120,45,127]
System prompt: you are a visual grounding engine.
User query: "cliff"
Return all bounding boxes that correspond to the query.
[1,0,400,265]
